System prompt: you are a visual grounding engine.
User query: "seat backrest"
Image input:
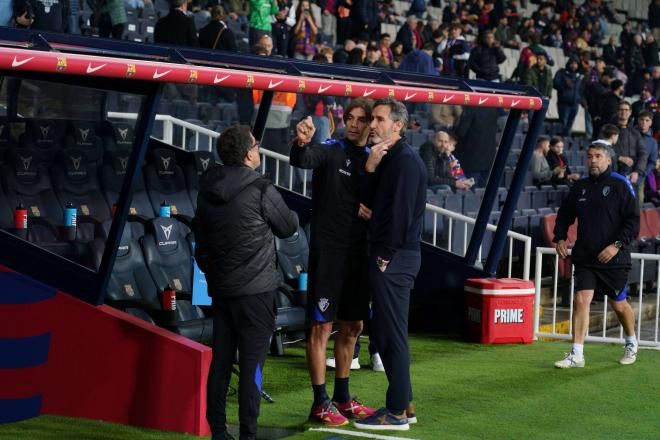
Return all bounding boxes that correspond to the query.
[144,148,195,217]
[646,208,660,236]
[19,119,66,164]
[275,213,309,284]
[638,209,653,239]
[541,213,578,247]
[65,121,105,167]
[102,121,136,151]
[183,151,215,210]
[101,150,154,217]
[141,217,192,293]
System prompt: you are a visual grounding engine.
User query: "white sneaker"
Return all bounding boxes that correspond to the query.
[619,343,637,365]
[326,357,360,370]
[554,352,585,369]
[371,353,385,372]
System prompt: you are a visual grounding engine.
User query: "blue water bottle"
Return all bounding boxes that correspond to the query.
[298,271,308,292]
[64,203,77,227]
[159,201,171,218]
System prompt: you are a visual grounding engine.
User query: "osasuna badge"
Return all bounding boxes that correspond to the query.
[318,298,330,312]
[602,186,610,197]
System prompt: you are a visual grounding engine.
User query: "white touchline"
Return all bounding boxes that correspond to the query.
[309,427,420,440]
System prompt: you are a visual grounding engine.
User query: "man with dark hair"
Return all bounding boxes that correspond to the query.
[637,110,659,188]
[290,98,378,427]
[614,100,649,206]
[553,140,640,369]
[354,97,426,432]
[529,135,565,185]
[199,5,238,51]
[194,125,298,440]
[419,130,472,191]
[154,0,199,46]
[553,58,583,136]
[524,50,552,97]
[468,30,506,81]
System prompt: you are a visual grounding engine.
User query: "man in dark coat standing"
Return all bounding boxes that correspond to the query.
[154,0,199,47]
[468,30,506,81]
[199,5,238,51]
[194,125,298,440]
[454,106,499,187]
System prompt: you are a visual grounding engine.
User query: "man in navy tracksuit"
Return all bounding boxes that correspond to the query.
[354,97,427,432]
[553,140,640,369]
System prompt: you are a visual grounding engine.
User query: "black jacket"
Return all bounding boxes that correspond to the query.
[419,141,456,188]
[615,125,649,175]
[289,138,369,250]
[361,138,427,259]
[454,106,499,172]
[154,9,199,47]
[193,165,298,298]
[553,169,639,269]
[199,20,237,51]
[468,44,506,81]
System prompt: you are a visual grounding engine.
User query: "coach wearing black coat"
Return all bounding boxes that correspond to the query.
[154,0,198,47]
[194,125,297,440]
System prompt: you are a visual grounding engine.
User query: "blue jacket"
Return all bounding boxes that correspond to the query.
[399,50,438,76]
[641,128,658,176]
[553,66,583,106]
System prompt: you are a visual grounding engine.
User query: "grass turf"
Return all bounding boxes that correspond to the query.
[1,337,659,440]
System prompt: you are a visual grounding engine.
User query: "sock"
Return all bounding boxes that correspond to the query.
[332,377,350,404]
[625,335,638,348]
[571,343,584,357]
[312,383,329,407]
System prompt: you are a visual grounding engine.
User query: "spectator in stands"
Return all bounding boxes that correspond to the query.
[583,56,606,139]
[408,0,426,19]
[495,15,521,49]
[395,15,422,54]
[336,0,352,44]
[546,136,580,185]
[96,0,127,39]
[271,0,293,57]
[154,0,198,46]
[419,130,472,192]
[553,140,639,370]
[598,79,624,132]
[468,30,506,82]
[196,124,298,440]
[524,50,552,98]
[354,97,426,432]
[454,106,498,187]
[364,45,387,68]
[226,0,250,26]
[378,34,394,67]
[248,0,278,45]
[24,0,69,32]
[11,1,35,28]
[333,39,355,64]
[529,135,565,186]
[437,24,470,78]
[643,34,659,68]
[614,101,649,206]
[625,34,646,96]
[632,86,659,131]
[600,123,620,148]
[553,58,584,136]
[399,42,438,76]
[637,110,659,188]
[646,156,660,206]
[602,36,623,70]
[291,0,318,60]
[199,6,238,52]
[318,0,336,47]
[390,41,404,69]
[290,100,377,427]
[430,103,462,131]
[347,46,365,64]
[350,0,378,40]
[651,0,660,40]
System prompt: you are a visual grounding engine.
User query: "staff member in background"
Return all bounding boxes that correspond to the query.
[199,6,238,52]
[194,125,298,440]
[553,140,640,369]
[290,99,377,427]
[354,97,426,432]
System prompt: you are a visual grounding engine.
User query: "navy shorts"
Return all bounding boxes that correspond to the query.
[307,247,370,323]
[574,266,629,301]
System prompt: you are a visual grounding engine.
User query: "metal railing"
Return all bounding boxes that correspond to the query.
[108,111,532,278]
[534,247,660,347]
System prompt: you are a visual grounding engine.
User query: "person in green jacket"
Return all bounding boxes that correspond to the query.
[524,51,553,98]
[97,0,127,39]
[249,0,278,45]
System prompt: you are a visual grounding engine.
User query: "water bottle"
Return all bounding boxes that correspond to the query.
[159,201,171,218]
[14,203,27,229]
[162,284,177,311]
[64,203,77,227]
[298,271,308,292]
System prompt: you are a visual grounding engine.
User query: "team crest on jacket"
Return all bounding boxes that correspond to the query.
[345,158,351,167]
[602,186,610,197]
[318,298,330,312]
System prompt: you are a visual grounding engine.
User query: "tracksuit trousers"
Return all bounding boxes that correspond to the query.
[206,291,276,440]
[369,249,421,413]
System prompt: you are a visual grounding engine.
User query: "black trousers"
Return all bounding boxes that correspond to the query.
[369,249,421,413]
[207,291,276,440]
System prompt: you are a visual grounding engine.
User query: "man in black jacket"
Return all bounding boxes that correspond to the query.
[419,130,472,191]
[553,141,640,369]
[194,125,298,440]
[354,98,426,432]
[290,98,377,426]
[199,6,238,51]
[154,0,199,47]
[468,30,506,81]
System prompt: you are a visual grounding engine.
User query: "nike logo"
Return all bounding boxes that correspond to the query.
[512,99,521,106]
[214,74,230,84]
[442,95,454,103]
[318,85,332,93]
[86,63,106,74]
[11,56,34,68]
[153,69,171,79]
[404,92,417,101]
[478,97,488,105]
[363,89,375,97]
[268,79,283,89]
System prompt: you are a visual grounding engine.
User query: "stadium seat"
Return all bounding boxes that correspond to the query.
[19,119,66,164]
[444,193,463,214]
[141,217,212,342]
[182,151,215,210]
[463,191,481,214]
[144,148,196,218]
[275,212,309,288]
[64,121,105,167]
[101,121,135,151]
[541,213,577,278]
[0,119,16,164]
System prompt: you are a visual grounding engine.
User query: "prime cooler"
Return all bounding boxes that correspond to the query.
[465,278,535,344]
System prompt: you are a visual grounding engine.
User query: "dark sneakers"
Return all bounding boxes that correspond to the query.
[353,407,410,431]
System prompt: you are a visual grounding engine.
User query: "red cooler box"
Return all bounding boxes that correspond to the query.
[465,278,535,344]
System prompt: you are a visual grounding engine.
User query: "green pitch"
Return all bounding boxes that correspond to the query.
[2,337,659,440]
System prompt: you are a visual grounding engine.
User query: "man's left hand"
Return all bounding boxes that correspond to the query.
[630,172,639,184]
[597,244,619,264]
[358,203,372,221]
